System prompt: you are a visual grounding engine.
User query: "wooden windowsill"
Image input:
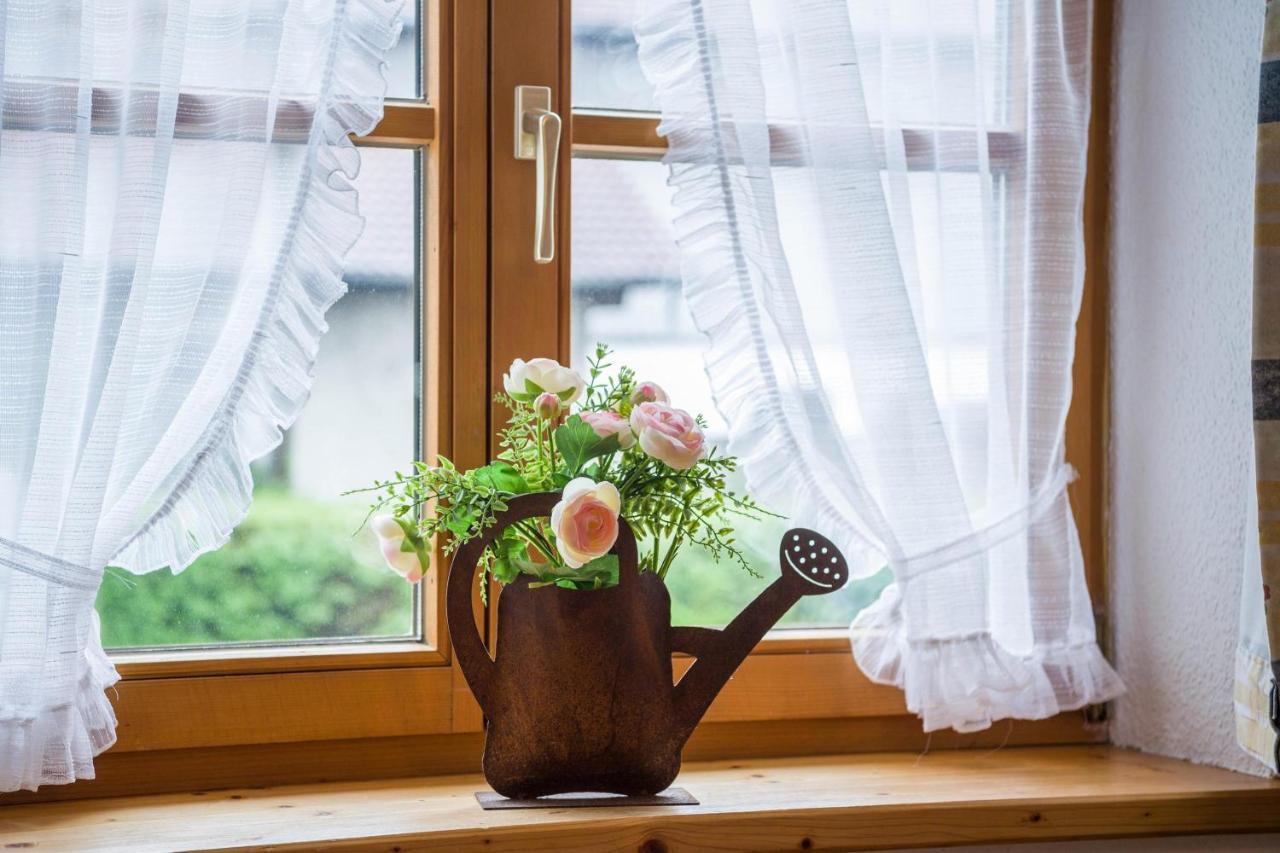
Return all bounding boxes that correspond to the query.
[2,746,1277,852]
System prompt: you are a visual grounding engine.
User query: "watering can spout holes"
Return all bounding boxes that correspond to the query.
[778,528,851,595]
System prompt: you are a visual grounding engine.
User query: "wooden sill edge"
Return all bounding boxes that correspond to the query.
[2,745,1278,852]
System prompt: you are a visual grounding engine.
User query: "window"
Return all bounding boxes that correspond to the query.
[97,146,422,649]
[503,0,1104,748]
[9,1,1108,803]
[92,6,429,653]
[87,0,468,780]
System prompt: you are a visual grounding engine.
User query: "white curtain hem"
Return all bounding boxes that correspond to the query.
[850,582,1124,733]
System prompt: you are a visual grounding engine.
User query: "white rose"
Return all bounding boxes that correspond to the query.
[370,514,426,583]
[503,357,585,403]
[370,514,404,540]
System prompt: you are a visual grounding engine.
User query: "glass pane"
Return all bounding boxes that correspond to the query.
[97,147,422,650]
[570,157,890,629]
[845,0,1005,128]
[572,0,655,112]
[386,1,423,100]
[572,0,1007,125]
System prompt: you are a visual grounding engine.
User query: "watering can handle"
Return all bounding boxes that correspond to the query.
[445,491,640,714]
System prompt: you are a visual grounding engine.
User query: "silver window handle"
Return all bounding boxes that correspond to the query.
[514,85,562,265]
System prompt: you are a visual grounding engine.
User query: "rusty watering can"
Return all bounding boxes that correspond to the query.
[447,491,849,799]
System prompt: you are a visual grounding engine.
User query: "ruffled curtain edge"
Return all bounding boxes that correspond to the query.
[635,0,888,583]
[635,0,1126,734]
[109,0,405,576]
[3,0,405,794]
[849,496,1125,733]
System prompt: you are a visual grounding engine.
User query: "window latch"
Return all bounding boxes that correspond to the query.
[514,85,562,265]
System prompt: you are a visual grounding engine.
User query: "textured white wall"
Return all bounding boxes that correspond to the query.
[1109,0,1267,775]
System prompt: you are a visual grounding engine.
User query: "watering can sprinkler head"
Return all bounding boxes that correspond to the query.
[778,528,851,595]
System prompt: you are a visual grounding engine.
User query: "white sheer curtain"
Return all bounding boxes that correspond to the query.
[0,0,401,791]
[637,0,1124,732]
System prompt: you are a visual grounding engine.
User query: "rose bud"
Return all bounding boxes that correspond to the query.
[370,514,427,583]
[534,391,564,422]
[580,409,636,449]
[630,381,670,405]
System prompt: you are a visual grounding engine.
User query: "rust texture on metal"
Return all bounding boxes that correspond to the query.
[447,491,849,799]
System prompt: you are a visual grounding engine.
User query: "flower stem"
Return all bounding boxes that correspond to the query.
[658,535,682,580]
[515,519,559,565]
[615,459,649,496]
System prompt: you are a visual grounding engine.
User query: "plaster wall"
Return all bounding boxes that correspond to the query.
[1108,0,1267,775]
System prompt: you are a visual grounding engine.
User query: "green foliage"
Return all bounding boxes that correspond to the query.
[615,450,771,581]
[554,415,621,475]
[95,489,889,650]
[580,344,636,413]
[495,391,550,487]
[96,488,412,649]
[355,343,778,596]
[472,461,528,494]
[530,554,619,590]
[347,455,514,565]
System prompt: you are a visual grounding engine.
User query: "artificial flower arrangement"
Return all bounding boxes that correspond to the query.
[356,345,769,593]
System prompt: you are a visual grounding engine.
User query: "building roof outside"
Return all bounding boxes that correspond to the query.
[345,148,681,291]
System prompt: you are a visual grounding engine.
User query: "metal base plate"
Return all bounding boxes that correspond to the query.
[475,787,699,810]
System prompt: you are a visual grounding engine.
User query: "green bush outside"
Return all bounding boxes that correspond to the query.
[96,489,889,649]
[96,487,414,649]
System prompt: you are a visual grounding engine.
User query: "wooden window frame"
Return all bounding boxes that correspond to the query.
[1,0,1112,806]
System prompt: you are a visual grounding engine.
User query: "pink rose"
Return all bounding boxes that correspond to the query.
[550,478,621,568]
[629,402,707,470]
[370,514,426,583]
[579,410,636,449]
[630,381,669,405]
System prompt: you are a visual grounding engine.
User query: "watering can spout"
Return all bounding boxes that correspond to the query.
[672,528,850,739]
